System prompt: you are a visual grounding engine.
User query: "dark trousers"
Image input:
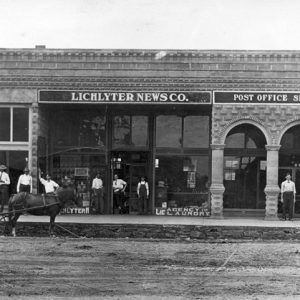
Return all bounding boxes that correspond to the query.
[139,194,148,214]
[282,192,294,219]
[114,191,123,209]
[20,184,30,193]
[93,188,104,214]
[0,185,8,212]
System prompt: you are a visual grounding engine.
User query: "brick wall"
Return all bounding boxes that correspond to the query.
[1,49,300,90]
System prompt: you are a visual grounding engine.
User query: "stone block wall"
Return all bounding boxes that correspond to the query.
[2,222,300,240]
[212,104,300,145]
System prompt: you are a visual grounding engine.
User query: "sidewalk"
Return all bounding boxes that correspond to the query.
[17,214,300,228]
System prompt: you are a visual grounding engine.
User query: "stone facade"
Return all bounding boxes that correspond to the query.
[1,47,300,218]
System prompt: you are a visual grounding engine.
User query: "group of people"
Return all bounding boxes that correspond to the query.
[0,165,59,212]
[92,173,149,215]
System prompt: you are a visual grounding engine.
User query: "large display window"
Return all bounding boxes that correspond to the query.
[155,155,209,208]
[154,114,210,215]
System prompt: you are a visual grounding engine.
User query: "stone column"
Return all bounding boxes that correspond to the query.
[210,144,226,218]
[31,103,39,194]
[264,145,281,220]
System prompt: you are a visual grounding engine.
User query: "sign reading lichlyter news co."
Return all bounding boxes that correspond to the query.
[38,91,211,104]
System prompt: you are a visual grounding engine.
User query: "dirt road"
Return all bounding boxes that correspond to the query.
[1,237,300,299]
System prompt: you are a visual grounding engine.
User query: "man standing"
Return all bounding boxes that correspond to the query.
[92,172,104,214]
[17,167,32,193]
[281,172,296,221]
[137,176,149,215]
[112,174,127,213]
[39,171,59,194]
[0,164,10,212]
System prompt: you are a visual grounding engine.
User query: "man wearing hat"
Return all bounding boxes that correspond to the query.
[0,164,10,212]
[17,167,32,193]
[281,172,296,220]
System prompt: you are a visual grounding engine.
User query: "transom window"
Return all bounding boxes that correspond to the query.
[155,115,209,148]
[112,115,148,148]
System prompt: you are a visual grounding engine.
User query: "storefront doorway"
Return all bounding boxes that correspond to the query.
[279,124,300,215]
[111,151,149,214]
[223,124,267,216]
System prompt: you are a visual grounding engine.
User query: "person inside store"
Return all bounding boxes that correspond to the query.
[92,172,104,214]
[281,172,296,221]
[0,164,10,212]
[16,167,32,193]
[137,176,149,215]
[39,170,59,194]
[112,174,127,214]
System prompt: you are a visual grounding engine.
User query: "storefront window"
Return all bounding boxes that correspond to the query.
[51,152,107,213]
[13,108,29,142]
[52,110,106,148]
[113,115,148,148]
[113,116,131,146]
[132,116,148,146]
[183,116,209,147]
[156,116,181,147]
[156,115,209,148]
[155,155,209,207]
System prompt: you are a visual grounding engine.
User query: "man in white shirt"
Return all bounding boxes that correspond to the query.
[39,172,59,194]
[0,164,10,212]
[281,173,296,220]
[92,172,104,214]
[17,167,32,193]
[112,174,127,213]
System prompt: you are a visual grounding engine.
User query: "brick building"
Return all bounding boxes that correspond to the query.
[1,47,300,219]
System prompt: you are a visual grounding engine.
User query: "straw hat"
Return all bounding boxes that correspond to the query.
[0,164,7,171]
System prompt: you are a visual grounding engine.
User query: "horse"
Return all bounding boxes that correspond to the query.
[7,183,78,237]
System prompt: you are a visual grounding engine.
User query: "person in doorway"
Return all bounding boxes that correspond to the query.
[112,174,127,213]
[281,172,296,221]
[39,171,59,194]
[137,176,149,215]
[17,167,33,193]
[92,172,104,214]
[0,164,10,212]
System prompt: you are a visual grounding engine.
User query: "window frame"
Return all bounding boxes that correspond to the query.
[0,106,30,144]
[155,114,210,150]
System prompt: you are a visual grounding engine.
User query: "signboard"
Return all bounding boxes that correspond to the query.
[155,207,210,217]
[61,207,90,214]
[214,91,300,104]
[39,90,211,104]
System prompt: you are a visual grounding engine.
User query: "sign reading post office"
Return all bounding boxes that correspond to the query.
[214,91,300,104]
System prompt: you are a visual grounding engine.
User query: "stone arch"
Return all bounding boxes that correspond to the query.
[218,118,271,145]
[278,118,300,145]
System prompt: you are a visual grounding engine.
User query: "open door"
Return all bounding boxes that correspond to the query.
[112,152,149,214]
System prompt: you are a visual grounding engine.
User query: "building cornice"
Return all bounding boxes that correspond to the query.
[1,48,300,63]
